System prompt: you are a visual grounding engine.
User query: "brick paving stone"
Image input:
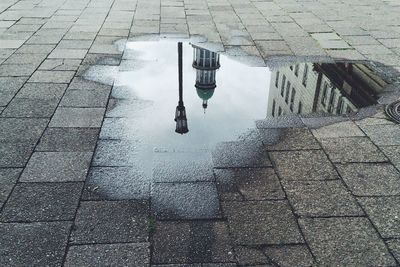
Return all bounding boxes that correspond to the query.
[263,245,314,267]
[36,127,99,152]
[70,200,149,244]
[381,146,400,170]
[0,168,21,205]
[311,121,365,139]
[152,221,234,264]
[283,180,363,216]
[215,168,285,201]
[0,182,82,222]
[222,201,303,245]
[82,167,150,200]
[299,217,396,266]
[336,163,400,196]
[0,222,71,266]
[49,107,105,127]
[361,124,400,146]
[19,152,92,182]
[358,196,400,238]
[65,243,150,267]
[320,137,388,163]
[1,98,59,118]
[261,127,320,151]
[28,70,75,83]
[270,150,338,181]
[152,182,220,220]
[60,89,110,107]
[212,141,271,168]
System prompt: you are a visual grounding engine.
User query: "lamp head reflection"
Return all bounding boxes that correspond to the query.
[175,103,188,134]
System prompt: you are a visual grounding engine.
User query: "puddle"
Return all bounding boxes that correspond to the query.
[84,40,394,219]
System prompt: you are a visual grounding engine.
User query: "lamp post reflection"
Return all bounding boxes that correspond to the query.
[174,42,189,134]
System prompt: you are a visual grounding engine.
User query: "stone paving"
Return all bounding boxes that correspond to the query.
[1,0,400,266]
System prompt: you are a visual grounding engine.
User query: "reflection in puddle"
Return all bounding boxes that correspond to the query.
[85,40,390,219]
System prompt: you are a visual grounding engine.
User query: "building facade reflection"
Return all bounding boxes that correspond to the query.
[267,62,387,117]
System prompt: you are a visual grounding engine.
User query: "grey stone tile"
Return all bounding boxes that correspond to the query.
[28,70,75,83]
[299,217,396,266]
[222,201,303,245]
[82,167,149,200]
[153,152,214,183]
[49,107,105,127]
[68,77,112,90]
[381,146,400,170]
[16,44,56,54]
[261,128,320,151]
[311,121,365,139]
[359,196,400,238]
[152,221,234,264]
[60,89,110,107]
[386,239,400,263]
[0,182,82,222]
[20,152,92,182]
[270,150,339,180]
[82,53,122,65]
[283,180,363,216]
[65,243,150,267]
[48,48,87,59]
[320,137,388,163]
[336,163,400,196]
[361,124,400,146]
[212,141,271,168]
[0,222,71,266]
[70,200,149,244]
[37,127,99,152]
[263,245,314,267]
[0,142,34,167]
[16,83,67,99]
[4,53,46,65]
[93,139,140,167]
[0,76,27,106]
[215,168,285,201]
[152,182,220,220]
[235,246,270,266]
[256,115,305,129]
[0,39,25,49]
[0,118,48,143]
[1,98,59,118]
[0,168,21,203]
[39,59,82,71]
[0,64,37,76]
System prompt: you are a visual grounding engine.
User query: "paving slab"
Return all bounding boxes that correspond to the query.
[28,70,75,83]
[234,246,270,266]
[36,127,99,152]
[0,142,35,167]
[65,243,150,267]
[261,127,320,151]
[19,152,92,182]
[70,200,149,244]
[82,167,149,200]
[361,124,400,146]
[0,76,28,106]
[16,82,67,99]
[1,98,59,118]
[263,245,314,267]
[320,137,388,163]
[0,182,82,222]
[152,182,220,220]
[0,118,48,143]
[215,168,285,201]
[222,201,303,245]
[0,222,71,266]
[336,163,400,196]
[0,168,21,204]
[311,121,365,139]
[299,217,396,266]
[152,221,234,264]
[270,150,338,180]
[60,89,110,107]
[0,63,37,76]
[49,107,105,127]
[381,146,400,170]
[386,239,400,263]
[93,139,140,167]
[283,180,363,216]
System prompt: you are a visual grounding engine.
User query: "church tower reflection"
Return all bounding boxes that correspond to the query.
[192,45,220,112]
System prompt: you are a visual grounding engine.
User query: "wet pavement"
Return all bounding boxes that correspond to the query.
[1,0,400,266]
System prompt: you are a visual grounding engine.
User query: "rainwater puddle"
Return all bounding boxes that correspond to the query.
[84,40,392,219]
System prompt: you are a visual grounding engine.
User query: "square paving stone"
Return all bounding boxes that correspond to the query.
[68,77,112,90]
[0,168,21,203]
[263,245,314,267]
[381,146,400,170]
[283,180,363,216]
[358,196,400,238]
[212,141,271,168]
[60,89,110,107]
[0,142,35,167]
[49,107,105,127]
[361,124,400,146]
[152,182,220,220]
[93,139,140,167]
[215,168,285,201]
[320,137,388,163]
[65,243,150,267]
[0,77,28,106]
[0,182,82,222]
[1,98,59,118]
[386,239,400,263]
[222,201,303,245]
[270,150,338,180]
[336,163,400,196]
[311,121,365,139]
[0,64,37,76]
[299,217,396,266]
[0,118,48,143]
[70,200,149,244]
[261,128,320,151]
[152,221,234,264]
[82,167,150,200]
[48,48,88,59]
[16,83,67,99]
[19,152,92,182]
[235,246,270,266]
[36,127,99,152]
[153,152,214,183]
[28,70,75,83]
[0,222,71,266]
